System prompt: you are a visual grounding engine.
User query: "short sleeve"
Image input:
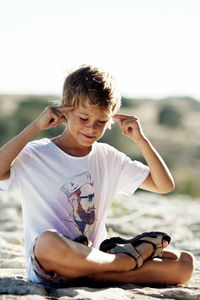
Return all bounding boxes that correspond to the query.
[0,142,32,193]
[0,165,17,192]
[116,153,150,196]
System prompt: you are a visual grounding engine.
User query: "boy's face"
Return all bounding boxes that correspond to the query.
[66,98,110,148]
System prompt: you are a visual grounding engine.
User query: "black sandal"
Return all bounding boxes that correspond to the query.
[73,234,89,246]
[99,231,171,269]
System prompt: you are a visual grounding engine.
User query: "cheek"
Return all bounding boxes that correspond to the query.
[68,116,81,129]
[98,125,107,136]
[67,119,73,131]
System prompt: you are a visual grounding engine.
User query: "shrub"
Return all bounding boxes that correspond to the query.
[158,104,182,127]
[175,175,199,198]
[121,97,140,109]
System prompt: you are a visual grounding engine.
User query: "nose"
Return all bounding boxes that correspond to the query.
[86,121,97,132]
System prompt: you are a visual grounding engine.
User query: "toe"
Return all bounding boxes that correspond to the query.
[163,240,169,248]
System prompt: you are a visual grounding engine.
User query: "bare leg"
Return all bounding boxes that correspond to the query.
[34,230,153,277]
[34,229,194,285]
[92,250,195,285]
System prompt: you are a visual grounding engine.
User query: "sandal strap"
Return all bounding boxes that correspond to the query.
[73,234,89,246]
[125,245,143,268]
[108,244,143,269]
[100,231,171,269]
[139,235,163,258]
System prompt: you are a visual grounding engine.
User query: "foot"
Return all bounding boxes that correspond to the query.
[118,239,169,270]
[99,231,171,269]
[135,239,169,263]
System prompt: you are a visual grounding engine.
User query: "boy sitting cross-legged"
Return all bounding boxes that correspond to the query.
[0,65,194,287]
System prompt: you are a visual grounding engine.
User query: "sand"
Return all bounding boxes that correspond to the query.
[0,191,200,299]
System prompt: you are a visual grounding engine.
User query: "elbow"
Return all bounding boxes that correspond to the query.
[168,179,176,193]
[159,181,175,194]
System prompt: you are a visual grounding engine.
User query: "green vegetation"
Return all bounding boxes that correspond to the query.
[175,174,199,198]
[121,97,140,109]
[14,97,47,133]
[0,95,64,145]
[0,95,199,198]
[158,104,182,127]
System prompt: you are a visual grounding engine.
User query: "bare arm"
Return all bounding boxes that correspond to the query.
[134,137,175,193]
[0,106,74,180]
[113,114,175,194]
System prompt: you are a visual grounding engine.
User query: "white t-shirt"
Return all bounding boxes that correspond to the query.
[0,138,149,283]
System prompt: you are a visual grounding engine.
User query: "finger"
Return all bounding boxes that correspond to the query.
[51,117,64,128]
[113,113,139,121]
[50,107,60,117]
[57,107,74,121]
[56,106,75,112]
[50,107,74,122]
[50,106,74,116]
[113,114,126,130]
[113,114,128,120]
[113,113,135,120]
[49,110,63,125]
[117,117,133,132]
[118,119,127,135]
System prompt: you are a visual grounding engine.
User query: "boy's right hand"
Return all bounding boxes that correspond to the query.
[32,106,74,131]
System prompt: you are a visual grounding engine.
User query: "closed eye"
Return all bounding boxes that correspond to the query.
[79,116,108,125]
[80,117,88,122]
[98,120,107,124]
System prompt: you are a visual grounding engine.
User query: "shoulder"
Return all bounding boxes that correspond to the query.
[25,138,51,152]
[95,142,119,155]
[17,138,51,160]
[94,142,128,161]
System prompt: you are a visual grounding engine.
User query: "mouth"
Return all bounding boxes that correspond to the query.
[81,133,96,139]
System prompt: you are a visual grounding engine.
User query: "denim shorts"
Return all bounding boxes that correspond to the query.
[30,235,92,288]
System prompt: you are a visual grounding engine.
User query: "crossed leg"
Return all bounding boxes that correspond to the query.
[92,250,194,285]
[34,229,194,285]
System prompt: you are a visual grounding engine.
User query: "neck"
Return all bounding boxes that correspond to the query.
[55,133,92,157]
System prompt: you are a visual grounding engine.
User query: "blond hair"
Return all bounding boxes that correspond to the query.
[61,65,121,127]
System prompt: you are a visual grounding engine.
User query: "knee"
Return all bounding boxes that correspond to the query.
[177,251,195,284]
[34,229,67,263]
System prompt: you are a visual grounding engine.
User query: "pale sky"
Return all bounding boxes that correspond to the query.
[0,0,200,100]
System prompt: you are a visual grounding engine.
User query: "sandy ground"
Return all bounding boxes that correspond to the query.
[0,191,200,299]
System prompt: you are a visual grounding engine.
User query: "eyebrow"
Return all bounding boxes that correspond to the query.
[78,111,109,120]
[78,112,89,116]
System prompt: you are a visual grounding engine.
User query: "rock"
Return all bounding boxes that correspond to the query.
[0,270,47,296]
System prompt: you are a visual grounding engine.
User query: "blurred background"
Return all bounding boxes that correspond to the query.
[0,0,200,198]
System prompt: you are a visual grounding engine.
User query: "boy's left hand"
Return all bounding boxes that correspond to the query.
[113,114,145,143]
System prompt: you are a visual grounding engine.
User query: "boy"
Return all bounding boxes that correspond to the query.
[0,65,194,287]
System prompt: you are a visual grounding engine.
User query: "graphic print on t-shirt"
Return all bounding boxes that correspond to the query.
[60,172,96,234]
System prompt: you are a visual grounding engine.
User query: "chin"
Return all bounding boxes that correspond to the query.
[82,141,95,147]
